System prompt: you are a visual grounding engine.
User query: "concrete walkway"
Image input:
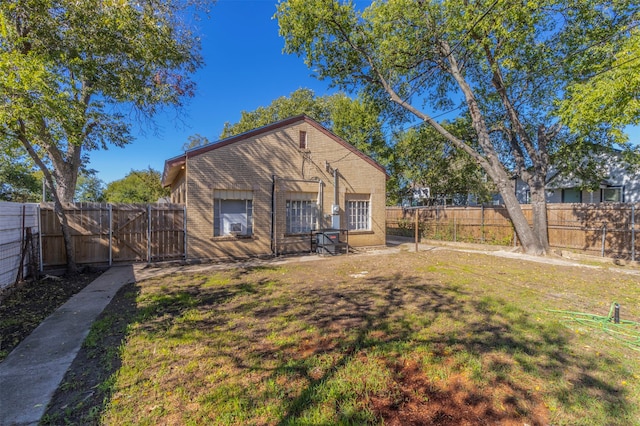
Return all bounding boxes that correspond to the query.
[0,265,139,426]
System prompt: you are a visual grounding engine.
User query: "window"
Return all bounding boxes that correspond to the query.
[286,195,317,234]
[299,130,307,149]
[213,190,253,237]
[561,188,581,203]
[347,197,370,231]
[602,187,622,203]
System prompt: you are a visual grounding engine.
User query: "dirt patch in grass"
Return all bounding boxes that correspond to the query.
[0,269,104,361]
[372,359,548,426]
[41,249,640,425]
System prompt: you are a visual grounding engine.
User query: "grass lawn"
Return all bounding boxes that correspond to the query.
[43,248,640,425]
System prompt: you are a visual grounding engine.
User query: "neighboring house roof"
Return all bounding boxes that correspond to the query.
[162,114,388,187]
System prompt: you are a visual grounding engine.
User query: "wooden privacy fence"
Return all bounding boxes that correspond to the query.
[387,203,640,260]
[40,203,186,267]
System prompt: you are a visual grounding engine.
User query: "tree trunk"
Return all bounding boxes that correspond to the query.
[41,169,79,275]
[51,197,79,275]
[17,126,79,274]
[43,137,82,274]
[39,171,79,275]
[492,173,546,255]
[529,179,550,252]
[365,39,550,256]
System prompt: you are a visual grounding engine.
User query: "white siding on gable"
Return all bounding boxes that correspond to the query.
[0,202,40,289]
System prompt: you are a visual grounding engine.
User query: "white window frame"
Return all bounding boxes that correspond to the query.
[286,196,317,234]
[347,197,371,231]
[213,190,253,237]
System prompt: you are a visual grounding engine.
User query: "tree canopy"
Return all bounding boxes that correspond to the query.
[276,0,640,254]
[75,171,105,202]
[0,0,207,270]
[558,28,640,141]
[182,134,212,152]
[395,119,494,205]
[0,148,41,202]
[103,168,168,204]
[221,88,389,162]
[0,0,203,202]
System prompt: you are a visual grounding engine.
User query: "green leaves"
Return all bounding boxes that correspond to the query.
[394,119,494,204]
[1,0,207,269]
[0,0,207,203]
[103,168,169,203]
[558,28,640,143]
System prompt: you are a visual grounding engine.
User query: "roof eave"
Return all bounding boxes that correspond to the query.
[162,155,186,187]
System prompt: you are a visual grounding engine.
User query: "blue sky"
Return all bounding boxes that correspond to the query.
[88,0,336,184]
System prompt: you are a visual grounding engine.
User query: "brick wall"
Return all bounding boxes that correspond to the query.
[175,117,386,260]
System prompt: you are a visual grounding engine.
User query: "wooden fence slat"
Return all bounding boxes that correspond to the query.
[39,202,185,267]
[387,203,640,260]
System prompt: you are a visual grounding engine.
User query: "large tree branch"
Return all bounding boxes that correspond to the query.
[440,41,503,172]
[481,42,541,165]
[326,14,493,172]
[18,120,55,195]
[18,119,78,272]
[491,123,527,176]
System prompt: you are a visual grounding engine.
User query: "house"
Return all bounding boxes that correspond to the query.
[513,151,640,204]
[161,115,387,260]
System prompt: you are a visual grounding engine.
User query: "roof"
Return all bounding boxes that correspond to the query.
[162,114,388,187]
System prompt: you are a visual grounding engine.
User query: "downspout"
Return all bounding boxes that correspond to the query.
[184,155,188,261]
[108,204,112,266]
[318,179,324,229]
[37,204,43,272]
[332,168,340,229]
[333,168,339,206]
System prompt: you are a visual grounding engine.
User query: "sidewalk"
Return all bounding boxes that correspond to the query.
[0,265,139,426]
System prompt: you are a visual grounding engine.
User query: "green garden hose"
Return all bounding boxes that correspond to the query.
[547,302,640,351]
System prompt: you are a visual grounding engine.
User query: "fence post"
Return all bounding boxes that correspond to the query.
[454,214,457,242]
[183,205,188,261]
[147,204,152,263]
[601,222,607,257]
[632,204,636,262]
[16,205,26,283]
[415,208,419,252]
[37,204,43,272]
[481,204,485,244]
[108,204,113,267]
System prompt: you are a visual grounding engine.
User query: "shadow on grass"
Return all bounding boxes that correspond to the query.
[268,274,633,425]
[43,264,635,425]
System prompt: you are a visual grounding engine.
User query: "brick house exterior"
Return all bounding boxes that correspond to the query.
[161,115,387,260]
